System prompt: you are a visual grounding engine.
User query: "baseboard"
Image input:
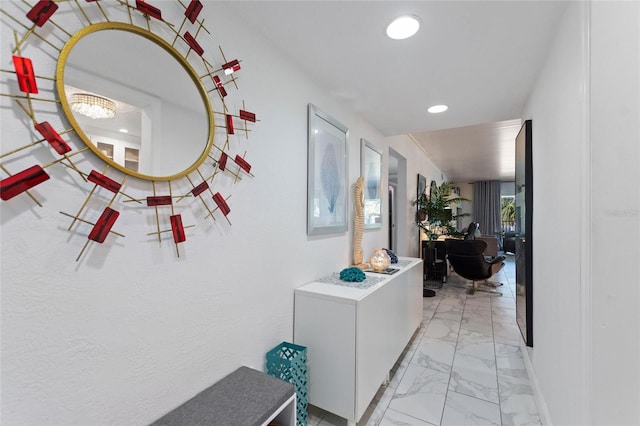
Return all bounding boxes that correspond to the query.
[519,340,553,426]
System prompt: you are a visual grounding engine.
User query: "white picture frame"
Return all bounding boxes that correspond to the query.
[360,138,382,229]
[307,104,349,235]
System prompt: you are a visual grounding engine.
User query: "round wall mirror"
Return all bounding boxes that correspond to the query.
[57,22,213,181]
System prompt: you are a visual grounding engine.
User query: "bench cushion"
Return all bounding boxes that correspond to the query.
[150,366,294,426]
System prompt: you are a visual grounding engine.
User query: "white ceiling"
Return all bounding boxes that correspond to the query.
[410,118,523,183]
[223,1,568,182]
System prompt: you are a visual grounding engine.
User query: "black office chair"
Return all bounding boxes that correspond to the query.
[444,239,505,295]
[464,222,479,240]
[503,232,516,254]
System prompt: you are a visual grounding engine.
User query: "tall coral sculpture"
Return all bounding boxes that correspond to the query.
[353,177,368,269]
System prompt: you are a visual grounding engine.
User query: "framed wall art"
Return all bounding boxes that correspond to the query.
[307,104,349,235]
[360,138,382,229]
[515,119,533,346]
[417,174,427,201]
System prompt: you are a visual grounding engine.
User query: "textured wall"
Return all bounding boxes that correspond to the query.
[0,2,442,425]
[523,2,640,425]
[589,1,640,424]
[522,3,585,423]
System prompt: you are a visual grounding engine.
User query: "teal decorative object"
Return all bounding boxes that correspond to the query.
[339,267,366,282]
[266,342,308,426]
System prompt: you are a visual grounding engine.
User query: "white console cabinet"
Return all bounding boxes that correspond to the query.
[294,257,423,425]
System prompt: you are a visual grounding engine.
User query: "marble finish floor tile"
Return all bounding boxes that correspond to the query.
[422,308,437,321]
[439,294,467,305]
[465,295,493,308]
[456,329,495,358]
[460,319,494,335]
[449,351,500,404]
[460,308,493,333]
[308,405,327,425]
[410,337,456,373]
[441,391,501,426]
[493,322,523,346]
[433,302,464,322]
[387,364,450,425]
[498,374,542,426]
[495,343,528,380]
[424,318,461,342]
[491,300,516,312]
[379,408,436,426]
[318,410,349,426]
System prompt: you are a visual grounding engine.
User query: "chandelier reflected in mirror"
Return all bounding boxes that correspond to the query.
[71,93,116,119]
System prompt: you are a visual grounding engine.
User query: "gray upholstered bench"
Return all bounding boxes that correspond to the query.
[150,366,296,426]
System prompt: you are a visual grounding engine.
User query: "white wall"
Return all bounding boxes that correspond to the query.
[387,135,446,257]
[0,3,443,425]
[522,2,639,425]
[522,3,584,422]
[589,2,639,424]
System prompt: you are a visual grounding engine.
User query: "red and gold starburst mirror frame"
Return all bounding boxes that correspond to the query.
[0,0,257,261]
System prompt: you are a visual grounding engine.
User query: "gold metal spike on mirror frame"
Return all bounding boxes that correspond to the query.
[0,0,257,261]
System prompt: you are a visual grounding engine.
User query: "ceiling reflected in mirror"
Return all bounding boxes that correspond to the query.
[65,84,141,137]
[60,25,211,179]
[71,93,116,119]
[65,84,142,173]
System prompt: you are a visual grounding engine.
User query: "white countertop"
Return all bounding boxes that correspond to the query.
[295,257,422,303]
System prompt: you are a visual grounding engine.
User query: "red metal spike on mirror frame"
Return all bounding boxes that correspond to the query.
[0,0,258,261]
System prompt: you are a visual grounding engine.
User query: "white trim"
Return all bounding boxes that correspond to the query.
[520,340,552,425]
[407,133,431,157]
[578,2,593,425]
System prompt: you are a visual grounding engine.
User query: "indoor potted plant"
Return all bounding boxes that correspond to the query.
[414,181,469,241]
[414,192,429,222]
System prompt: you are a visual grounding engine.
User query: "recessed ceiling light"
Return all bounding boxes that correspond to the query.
[428,104,448,114]
[119,128,128,133]
[386,15,420,40]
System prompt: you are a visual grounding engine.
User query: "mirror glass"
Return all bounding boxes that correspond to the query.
[61,27,211,179]
[361,139,382,229]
